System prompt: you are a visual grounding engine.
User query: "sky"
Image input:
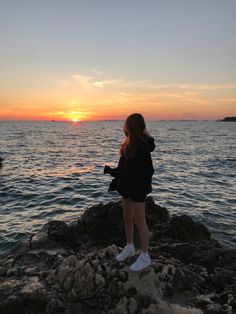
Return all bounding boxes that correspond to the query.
[0,0,236,121]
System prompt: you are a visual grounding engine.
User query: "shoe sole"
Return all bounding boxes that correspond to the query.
[129,263,151,272]
[129,259,151,271]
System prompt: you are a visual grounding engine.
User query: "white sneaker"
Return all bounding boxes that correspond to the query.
[129,253,151,271]
[115,244,135,262]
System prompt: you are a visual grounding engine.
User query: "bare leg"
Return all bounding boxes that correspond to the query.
[122,197,134,244]
[132,201,149,253]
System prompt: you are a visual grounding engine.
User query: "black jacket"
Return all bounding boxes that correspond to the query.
[106,136,155,194]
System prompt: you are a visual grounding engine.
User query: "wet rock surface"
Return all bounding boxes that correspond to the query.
[0,196,235,314]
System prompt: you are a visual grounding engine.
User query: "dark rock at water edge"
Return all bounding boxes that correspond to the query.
[0,196,236,314]
[221,116,236,122]
[0,157,3,167]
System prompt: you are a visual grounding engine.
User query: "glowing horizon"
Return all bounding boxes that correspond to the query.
[1,72,235,121]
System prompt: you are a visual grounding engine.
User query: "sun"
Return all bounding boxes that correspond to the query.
[72,118,79,123]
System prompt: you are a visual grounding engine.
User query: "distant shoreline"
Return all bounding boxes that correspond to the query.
[0,119,229,123]
[221,116,236,122]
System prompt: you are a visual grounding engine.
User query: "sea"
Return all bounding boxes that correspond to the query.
[0,120,235,255]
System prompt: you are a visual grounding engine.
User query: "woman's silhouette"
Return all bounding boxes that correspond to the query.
[104,113,155,271]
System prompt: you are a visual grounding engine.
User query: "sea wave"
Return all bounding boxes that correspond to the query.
[0,120,235,254]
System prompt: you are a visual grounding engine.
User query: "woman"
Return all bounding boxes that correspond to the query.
[104,113,155,271]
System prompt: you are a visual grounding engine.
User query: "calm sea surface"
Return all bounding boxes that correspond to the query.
[0,120,235,254]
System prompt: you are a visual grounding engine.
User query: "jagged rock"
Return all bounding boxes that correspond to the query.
[0,198,235,314]
[0,277,47,314]
[153,242,197,263]
[163,214,211,242]
[25,266,38,276]
[0,267,6,276]
[145,196,170,223]
[6,268,18,277]
[75,196,170,249]
[19,197,212,252]
[75,200,130,247]
[104,244,119,258]
[30,220,77,250]
[205,303,223,313]
[141,302,203,314]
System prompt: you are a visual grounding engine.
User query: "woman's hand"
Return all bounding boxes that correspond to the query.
[104,165,112,174]
[104,165,119,177]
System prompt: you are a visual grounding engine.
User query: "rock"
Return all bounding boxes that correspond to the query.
[46,298,65,313]
[145,196,170,223]
[25,266,38,276]
[154,242,196,264]
[163,214,211,242]
[205,303,222,313]
[129,297,138,313]
[221,116,236,122]
[18,196,212,253]
[190,294,214,309]
[95,273,105,287]
[0,198,235,314]
[142,302,204,314]
[128,267,161,302]
[75,200,127,247]
[0,267,6,276]
[21,277,46,299]
[6,268,18,277]
[30,220,77,250]
[114,296,129,314]
[104,244,119,258]
[75,196,170,249]
[0,277,47,314]
[57,255,77,291]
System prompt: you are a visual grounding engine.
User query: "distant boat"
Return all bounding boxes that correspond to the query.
[221,116,236,122]
[51,120,55,122]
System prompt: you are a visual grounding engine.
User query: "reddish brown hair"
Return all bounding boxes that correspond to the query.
[120,113,152,158]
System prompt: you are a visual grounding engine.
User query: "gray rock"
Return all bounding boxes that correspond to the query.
[0,266,6,276]
[6,268,18,277]
[25,266,38,276]
[0,198,235,314]
[164,214,211,242]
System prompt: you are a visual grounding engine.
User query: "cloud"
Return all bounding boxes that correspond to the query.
[184,92,199,95]
[92,68,104,77]
[179,83,236,90]
[94,79,123,88]
[186,98,213,105]
[70,74,92,85]
[219,98,236,103]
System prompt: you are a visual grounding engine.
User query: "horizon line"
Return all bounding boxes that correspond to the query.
[0,118,225,122]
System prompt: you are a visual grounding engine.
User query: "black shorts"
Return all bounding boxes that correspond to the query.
[120,191,147,202]
[117,180,151,203]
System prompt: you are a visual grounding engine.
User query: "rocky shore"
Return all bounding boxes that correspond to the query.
[0,197,235,314]
[221,117,236,122]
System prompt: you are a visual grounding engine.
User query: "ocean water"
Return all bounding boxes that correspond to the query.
[0,120,235,254]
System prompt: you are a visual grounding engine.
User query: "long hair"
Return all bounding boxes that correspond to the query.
[120,113,152,158]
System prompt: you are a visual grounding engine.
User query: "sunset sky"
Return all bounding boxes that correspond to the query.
[0,0,236,121]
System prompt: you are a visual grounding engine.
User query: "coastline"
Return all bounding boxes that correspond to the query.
[0,197,235,314]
